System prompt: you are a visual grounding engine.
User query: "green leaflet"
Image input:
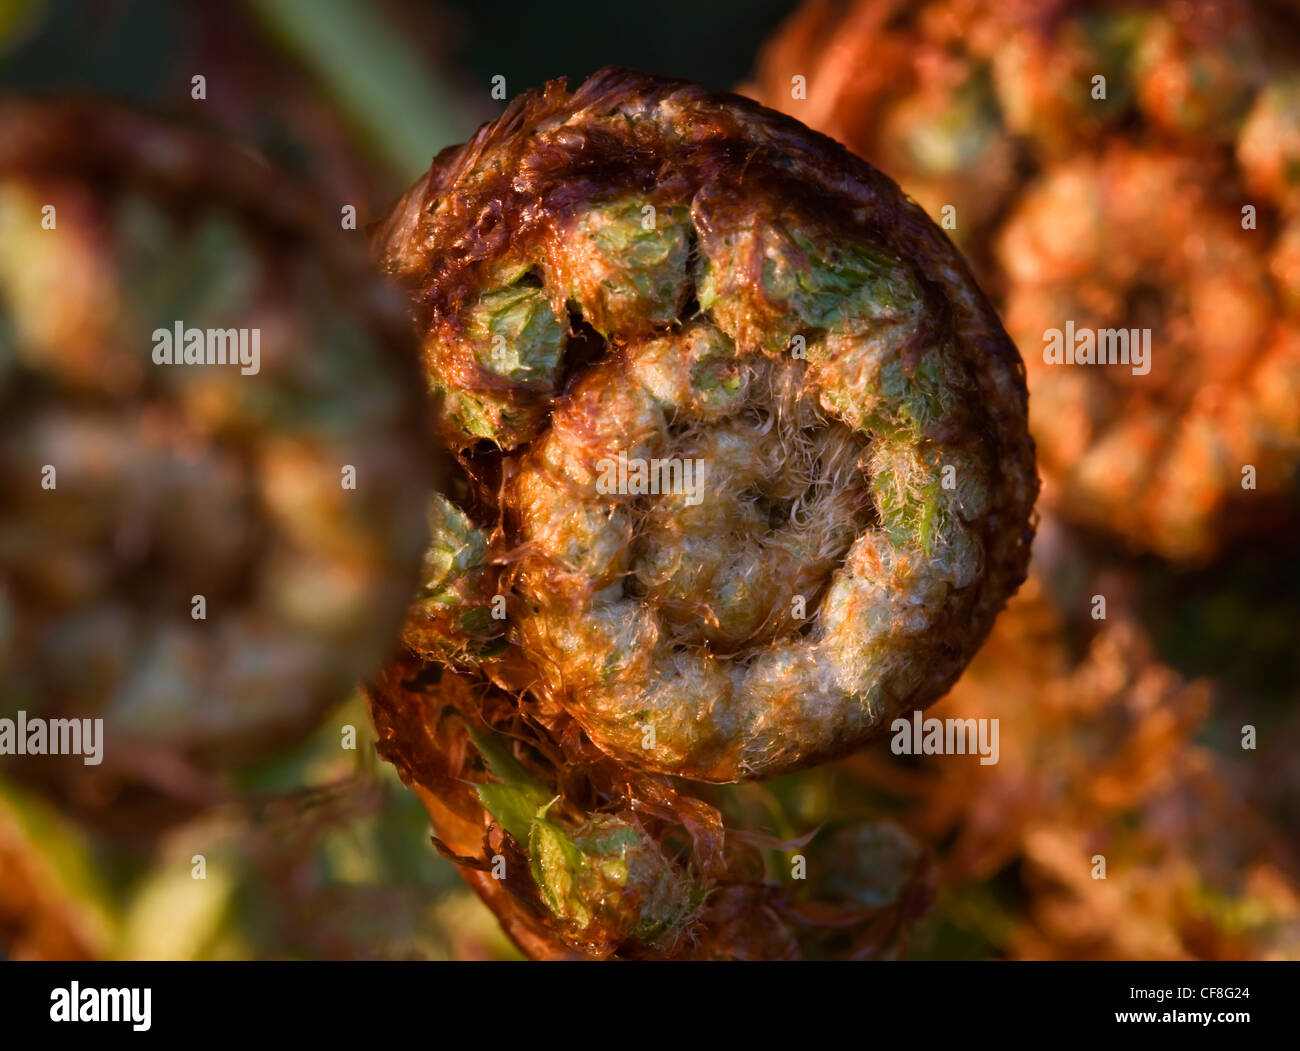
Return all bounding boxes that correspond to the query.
[406,495,503,663]
[696,220,922,356]
[528,815,699,947]
[466,282,565,389]
[437,274,565,447]
[475,783,548,847]
[567,199,692,334]
[469,724,697,948]
[467,725,551,802]
[871,435,947,557]
[785,230,918,332]
[438,387,505,443]
[470,724,553,849]
[419,494,489,599]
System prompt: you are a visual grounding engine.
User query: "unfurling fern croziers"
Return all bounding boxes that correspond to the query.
[366,68,1034,958]
[374,68,1037,785]
[0,99,431,794]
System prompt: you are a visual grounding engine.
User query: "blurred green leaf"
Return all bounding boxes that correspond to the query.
[247,0,472,179]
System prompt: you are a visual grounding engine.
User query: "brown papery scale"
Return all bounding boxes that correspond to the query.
[374,68,1036,785]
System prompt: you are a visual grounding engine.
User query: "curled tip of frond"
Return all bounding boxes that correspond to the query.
[378,68,1036,783]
